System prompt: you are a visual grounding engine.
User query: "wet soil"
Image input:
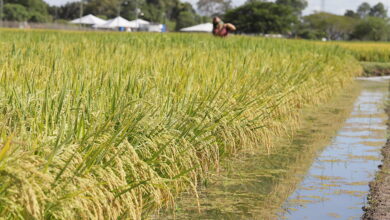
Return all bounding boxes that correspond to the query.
[361,62,390,77]
[363,95,390,220]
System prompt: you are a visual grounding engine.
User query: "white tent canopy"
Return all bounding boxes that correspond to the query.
[180,23,213,33]
[70,14,107,25]
[128,19,150,28]
[95,16,133,29]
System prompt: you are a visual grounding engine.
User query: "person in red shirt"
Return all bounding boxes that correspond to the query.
[212,17,236,37]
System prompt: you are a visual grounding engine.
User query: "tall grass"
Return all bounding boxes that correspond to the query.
[0,30,359,219]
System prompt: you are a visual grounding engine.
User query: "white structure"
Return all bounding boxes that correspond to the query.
[264,34,284,39]
[148,24,165,32]
[128,19,150,29]
[180,23,213,33]
[94,16,133,29]
[70,14,107,26]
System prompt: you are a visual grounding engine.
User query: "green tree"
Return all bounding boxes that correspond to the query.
[49,0,199,30]
[29,11,50,22]
[300,12,357,40]
[245,0,264,2]
[344,10,359,19]
[357,2,371,18]
[5,0,48,14]
[137,0,182,23]
[119,0,143,20]
[175,11,196,30]
[369,3,387,18]
[5,0,50,22]
[197,0,232,16]
[141,0,166,22]
[49,2,80,20]
[3,3,29,21]
[85,0,121,18]
[224,1,297,34]
[173,2,199,30]
[276,0,307,15]
[352,17,390,41]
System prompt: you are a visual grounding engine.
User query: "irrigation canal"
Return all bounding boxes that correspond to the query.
[158,79,389,219]
[280,79,389,219]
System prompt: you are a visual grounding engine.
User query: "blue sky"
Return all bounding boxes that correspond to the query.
[44,0,390,15]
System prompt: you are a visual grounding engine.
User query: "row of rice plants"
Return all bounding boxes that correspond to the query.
[0,30,360,219]
[332,42,390,62]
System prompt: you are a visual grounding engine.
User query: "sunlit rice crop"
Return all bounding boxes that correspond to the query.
[0,30,359,219]
[330,41,390,62]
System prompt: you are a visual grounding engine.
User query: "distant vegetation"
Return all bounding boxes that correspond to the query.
[1,0,52,22]
[297,2,390,41]
[223,1,390,41]
[0,0,205,31]
[0,0,390,41]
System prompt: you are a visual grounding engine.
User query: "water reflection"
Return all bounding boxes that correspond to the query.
[281,80,389,220]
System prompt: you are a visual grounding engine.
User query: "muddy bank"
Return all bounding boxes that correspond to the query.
[361,62,390,77]
[363,94,390,220]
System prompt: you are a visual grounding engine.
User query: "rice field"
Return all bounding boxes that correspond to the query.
[0,30,360,219]
[332,42,390,63]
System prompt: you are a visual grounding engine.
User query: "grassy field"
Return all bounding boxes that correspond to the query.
[0,30,359,219]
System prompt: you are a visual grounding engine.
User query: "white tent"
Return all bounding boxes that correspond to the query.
[94,16,133,29]
[148,24,164,32]
[70,14,107,25]
[180,23,213,33]
[128,19,150,29]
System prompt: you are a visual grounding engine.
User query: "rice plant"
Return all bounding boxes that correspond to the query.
[330,41,390,62]
[0,30,359,219]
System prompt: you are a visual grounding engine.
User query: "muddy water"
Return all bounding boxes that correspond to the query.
[281,80,389,220]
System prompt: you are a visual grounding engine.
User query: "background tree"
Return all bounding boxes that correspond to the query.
[3,3,29,21]
[351,16,390,41]
[276,0,307,37]
[299,12,357,40]
[357,2,371,18]
[275,0,307,15]
[175,11,196,30]
[84,0,121,18]
[197,0,232,16]
[140,0,168,22]
[46,0,200,31]
[245,0,264,3]
[369,3,387,18]
[5,0,50,22]
[117,1,134,20]
[344,10,359,19]
[49,2,81,21]
[224,1,297,34]
[174,2,199,30]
